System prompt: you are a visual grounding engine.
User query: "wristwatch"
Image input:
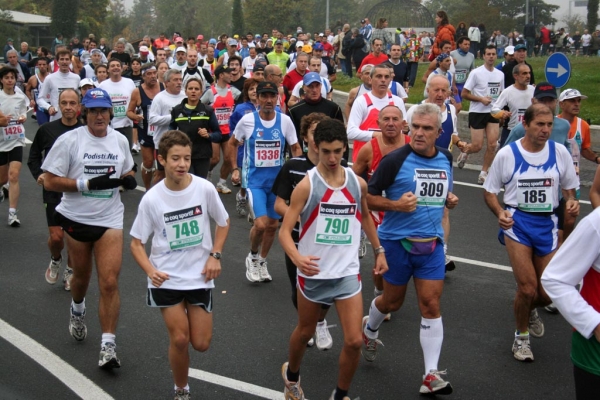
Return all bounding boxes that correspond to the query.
[374,246,385,255]
[210,252,222,260]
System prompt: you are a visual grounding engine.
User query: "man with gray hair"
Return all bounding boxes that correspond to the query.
[361,102,458,395]
[5,49,31,91]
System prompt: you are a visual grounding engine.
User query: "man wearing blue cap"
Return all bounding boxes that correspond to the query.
[502,43,535,87]
[41,88,137,370]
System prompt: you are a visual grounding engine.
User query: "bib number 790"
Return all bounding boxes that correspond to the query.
[324,217,349,234]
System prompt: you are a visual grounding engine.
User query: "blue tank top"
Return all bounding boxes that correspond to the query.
[435,104,454,150]
[242,111,287,189]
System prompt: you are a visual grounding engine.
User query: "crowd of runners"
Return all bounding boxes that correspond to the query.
[0,14,599,400]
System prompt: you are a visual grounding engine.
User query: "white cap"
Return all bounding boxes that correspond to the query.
[559,88,588,102]
[79,78,97,88]
[175,46,187,53]
[505,46,515,55]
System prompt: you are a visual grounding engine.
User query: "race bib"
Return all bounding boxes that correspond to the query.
[254,140,281,168]
[112,100,127,118]
[315,202,356,245]
[517,178,553,212]
[215,107,232,125]
[2,120,24,141]
[488,82,501,99]
[517,108,526,123]
[164,206,204,250]
[82,165,116,198]
[415,169,449,207]
[148,124,157,137]
[455,69,467,83]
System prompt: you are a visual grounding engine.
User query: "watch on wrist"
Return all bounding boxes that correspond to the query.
[374,246,385,255]
[210,252,222,260]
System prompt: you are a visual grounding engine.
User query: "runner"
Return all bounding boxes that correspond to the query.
[362,103,458,395]
[25,57,50,125]
[344,64,373,120]
[126,64,165,190]
[130,130,230,400]
[459,44,505,184]
[483,103,579,362]
[41,88,137,368]
[229,81,302,283]
[27,88,82,289]
[279,118,387,400]
[0,66,28,226]
[37,49,81,122]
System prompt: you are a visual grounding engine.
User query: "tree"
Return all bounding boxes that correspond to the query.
[588,0,599,32]
[78,0,110,39]
[561,14,586,34]
[50,0,78,39]
[232,0,244,35]
[128,0,156,39]
[105,0,129,43]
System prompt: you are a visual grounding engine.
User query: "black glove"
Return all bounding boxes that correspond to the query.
[121,175,138,190]
[87,170,122,190]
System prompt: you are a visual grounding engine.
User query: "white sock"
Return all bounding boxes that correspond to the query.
[174,384,190,391]
[9,208,15,213]
[101,333,116,346]
[364,299,387,339]
[317,319,326,327]
[420,317,443,375]
[258,256,267,263]
[218,178,226,185]
[443,244,448,255]
[71,298,85,314]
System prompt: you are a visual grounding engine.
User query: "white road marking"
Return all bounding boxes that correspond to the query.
[449,256,512,272]
[25,138,32,144]
[135,185,146,192]
[0,318,114,400]
[189,368,282,399]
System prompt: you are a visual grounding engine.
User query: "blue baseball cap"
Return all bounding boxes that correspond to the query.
[313,42,324,51]
[303,72,321,86]
[82,88,113,108]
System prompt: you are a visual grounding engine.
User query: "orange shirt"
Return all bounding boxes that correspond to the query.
[559,114,591,150]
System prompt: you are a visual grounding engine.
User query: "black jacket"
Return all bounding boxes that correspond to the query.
[169,99,221,159]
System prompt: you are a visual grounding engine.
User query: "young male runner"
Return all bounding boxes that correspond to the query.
[131,130,230,400]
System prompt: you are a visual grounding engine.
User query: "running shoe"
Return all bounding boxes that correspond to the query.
[63,267,73,291]
[512,334,534,361]
[1,183,8,199]
[361,316,383,362]
[358,230,367,259]
[328,390,352,400]
[258,259,272,282]
[445,255,456,272]
[236,191,247,216]
[529,309,545,337]
[477,171,488,185]
[245,253,260,282]
[544,303,558,313]
[131,143,140,154]
[282,362,304,400]
[98,342,121,369]
[216,181,232,194]
[315,320,333,350]
[174,388,190,400]
[457,152,468,169]
[45,257,62,284]
[8,211,20,227]
[419,369,453,395]
[307,337,314,347]
[69,307,87,341]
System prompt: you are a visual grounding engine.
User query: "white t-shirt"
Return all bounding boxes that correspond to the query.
[36,71,81,121]
[491,85,535,130]
[292,77,331,99]
[388,81,408,99]
[463,65,505,113]
[347,92,407,142]
[148,90,187,146]
[41,126,135,229]
[484,139,578,209]
[130,175,229,290]
[99,78,136,128]
[242,55,257,78]
[581,34,592,47]
[288,60,329,78]
[0,90,28,152]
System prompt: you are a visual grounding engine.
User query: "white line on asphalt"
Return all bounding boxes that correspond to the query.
[0,318,114,400]
[449,256,512,272]
[135,185,146,192]
[189,368,282,399]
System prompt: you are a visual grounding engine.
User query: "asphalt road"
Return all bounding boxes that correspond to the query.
[0,116,591,400]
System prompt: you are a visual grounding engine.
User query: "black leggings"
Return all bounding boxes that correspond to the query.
[574,365,600,400]
[190,158,210,179]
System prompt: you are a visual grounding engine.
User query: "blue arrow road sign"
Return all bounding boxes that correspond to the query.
[545,52,571,88]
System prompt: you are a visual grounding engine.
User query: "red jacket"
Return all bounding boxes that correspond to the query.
[540,27,551,44]
[432,24,456,57]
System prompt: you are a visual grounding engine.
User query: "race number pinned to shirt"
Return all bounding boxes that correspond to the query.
[488,82,501,99]
[517,108,526,123]
[164,205,204,250]
[148,125,157,136]
[315,202,356,245]
[455,69,467,83]
[517,178,553,212]
[215,107,232,125]
[82,165,116,198]
[254,140,281,167]
[112,100,127,118]
[415,169,449,207]
[2,120,25,141]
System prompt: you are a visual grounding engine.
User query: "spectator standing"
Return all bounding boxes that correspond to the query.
[431,10,456,59]
[467,22,480,57]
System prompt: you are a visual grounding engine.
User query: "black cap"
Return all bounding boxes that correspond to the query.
[214,65,231,79]
[253,62,266,72]
[257,81,278,94]
[533,82,557,99]
[275,39,283,45]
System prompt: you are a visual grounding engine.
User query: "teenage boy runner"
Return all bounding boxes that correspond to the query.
[279,118,388,400]
[130,130,230,400]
